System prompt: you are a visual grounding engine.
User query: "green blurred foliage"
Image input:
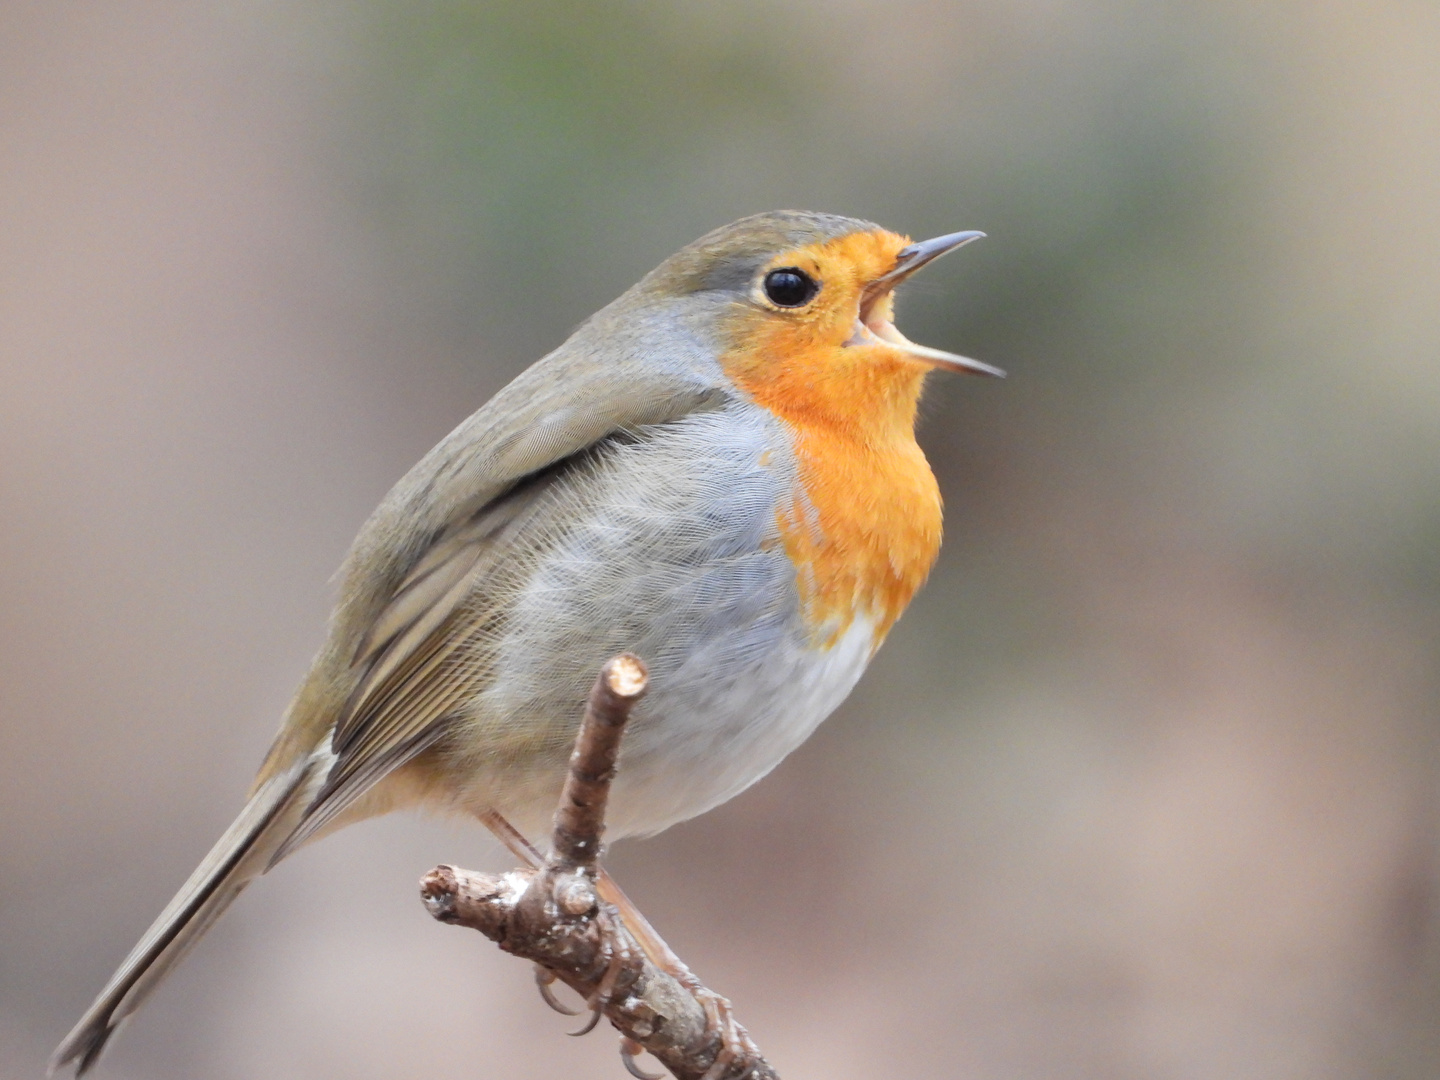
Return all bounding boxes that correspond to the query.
[344,0,1254,399]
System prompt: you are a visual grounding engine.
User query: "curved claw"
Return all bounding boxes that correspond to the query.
[568,902,632,1038]
[567,1003,604,1037]
[534,966,583,1017]
[620,1037,665,1080]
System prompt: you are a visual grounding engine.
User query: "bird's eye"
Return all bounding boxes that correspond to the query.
[762,267,819,307]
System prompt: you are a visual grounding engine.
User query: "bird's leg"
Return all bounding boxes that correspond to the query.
[475,659,753,1078]
[479,810,642,1032]
[567,898,638,1036]
[479,809,586,1018]
[597,869,757,1079]
[695,991,754,1080]
[595,868,695,984]
[477,807,544,869]
[479,811,751,1076]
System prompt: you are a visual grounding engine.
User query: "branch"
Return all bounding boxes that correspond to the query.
[420,655,779,1080]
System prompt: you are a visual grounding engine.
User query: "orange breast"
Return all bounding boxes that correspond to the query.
[723,335,943,649]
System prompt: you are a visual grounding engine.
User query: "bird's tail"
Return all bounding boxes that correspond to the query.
[49,754,323,1076]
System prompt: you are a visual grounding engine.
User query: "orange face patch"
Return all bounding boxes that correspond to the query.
[719,229,944,647]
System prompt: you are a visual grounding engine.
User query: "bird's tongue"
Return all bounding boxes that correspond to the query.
[846,299,1006,379]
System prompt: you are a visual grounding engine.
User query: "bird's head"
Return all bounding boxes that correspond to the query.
[646,209,999,371]
[635,210,1000,430]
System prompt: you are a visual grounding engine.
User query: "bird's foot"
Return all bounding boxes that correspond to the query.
[533,965,583,1016]
[564,900,635,1037]
[619,1035,665,1080]
[694,987,757,1080]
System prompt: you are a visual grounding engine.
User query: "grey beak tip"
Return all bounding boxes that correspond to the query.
[891,229,987,274]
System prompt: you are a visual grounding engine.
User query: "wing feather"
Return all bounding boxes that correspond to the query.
[274,444,603,858]
[255,311,732,852]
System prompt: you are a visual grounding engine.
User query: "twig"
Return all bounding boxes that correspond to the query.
[420,654,779,1080]
[551,653,644,872]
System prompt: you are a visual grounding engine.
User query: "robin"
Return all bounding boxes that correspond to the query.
[52,210,1001,1074]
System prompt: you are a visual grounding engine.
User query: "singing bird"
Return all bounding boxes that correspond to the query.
[53,210,1001,1073]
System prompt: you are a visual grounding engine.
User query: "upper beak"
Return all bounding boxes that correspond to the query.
[852,229,1005,378]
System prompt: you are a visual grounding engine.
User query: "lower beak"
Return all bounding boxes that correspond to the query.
[850,230,1005,378]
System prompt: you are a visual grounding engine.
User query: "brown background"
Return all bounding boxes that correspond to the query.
[4,2,1440,1077]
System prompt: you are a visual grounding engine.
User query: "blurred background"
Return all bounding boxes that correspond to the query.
[4,1,1440,1077]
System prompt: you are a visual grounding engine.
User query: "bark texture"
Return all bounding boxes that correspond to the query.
[421,655,778,1080]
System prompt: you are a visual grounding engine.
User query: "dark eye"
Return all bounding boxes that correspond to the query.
[763,267,819,307]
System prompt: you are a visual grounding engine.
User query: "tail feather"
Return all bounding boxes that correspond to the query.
[50,757,319,1076]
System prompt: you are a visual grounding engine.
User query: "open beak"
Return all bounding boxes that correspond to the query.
[848,230,1005,378]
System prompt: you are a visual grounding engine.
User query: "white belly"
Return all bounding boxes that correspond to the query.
[437,406,884,844]
[601,615,878,839]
